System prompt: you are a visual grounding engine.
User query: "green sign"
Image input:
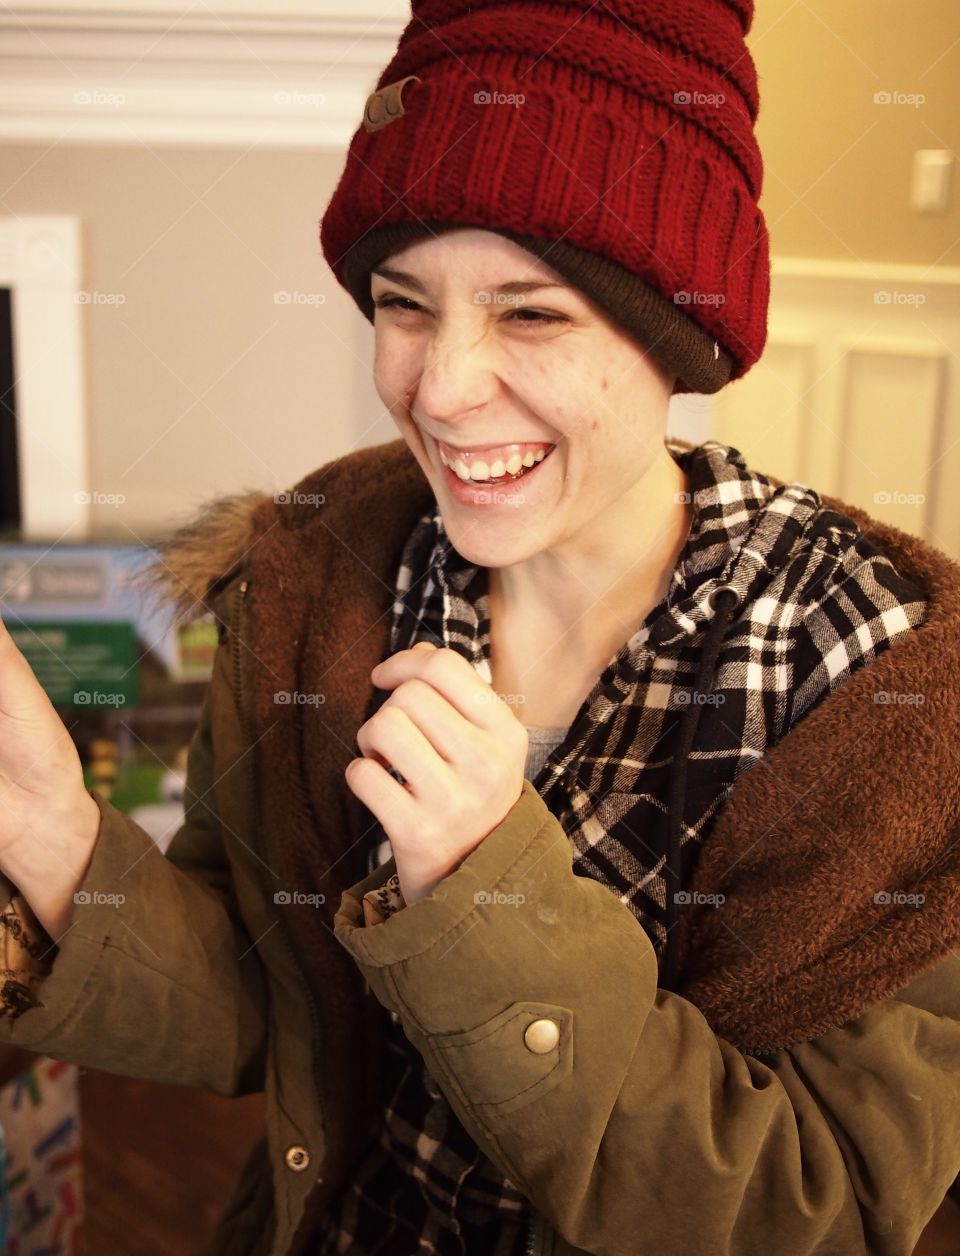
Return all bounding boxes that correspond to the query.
[10,620,138,709]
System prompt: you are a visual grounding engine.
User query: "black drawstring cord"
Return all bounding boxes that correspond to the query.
[659,583,739,993]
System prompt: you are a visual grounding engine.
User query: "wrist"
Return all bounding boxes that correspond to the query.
[0,789,102,938]
[398,851,469,907]
[25,788,102,863]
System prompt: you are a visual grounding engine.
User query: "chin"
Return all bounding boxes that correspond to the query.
[437,512,542,569]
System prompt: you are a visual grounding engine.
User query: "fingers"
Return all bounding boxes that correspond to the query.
[355,703,455,803]
[371,646,513,735]
[378,678,480,765]
[345,754,419,835]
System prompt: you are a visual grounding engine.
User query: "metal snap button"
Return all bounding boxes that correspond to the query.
[523,1017,560,1054]
[285,1144,311,1172]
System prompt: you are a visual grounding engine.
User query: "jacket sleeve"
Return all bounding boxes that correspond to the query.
[0,679,268,1099]
[333,780,960,1256]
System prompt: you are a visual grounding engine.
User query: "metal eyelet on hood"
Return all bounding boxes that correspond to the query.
[708,582,739,612]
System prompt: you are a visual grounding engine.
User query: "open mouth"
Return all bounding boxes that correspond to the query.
[437,440,557,486]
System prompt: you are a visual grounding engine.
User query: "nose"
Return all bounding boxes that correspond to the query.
[414,318,497,430]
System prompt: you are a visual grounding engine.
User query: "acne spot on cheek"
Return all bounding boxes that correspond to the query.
[591,418,599,430]
[601,377,609,391]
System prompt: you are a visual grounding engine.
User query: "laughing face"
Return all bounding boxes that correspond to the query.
[369,227,684,573]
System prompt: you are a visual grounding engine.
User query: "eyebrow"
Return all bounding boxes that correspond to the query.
[370,265,571,298]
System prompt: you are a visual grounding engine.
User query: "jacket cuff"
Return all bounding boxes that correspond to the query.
[334,779,555,966]
[362,872,407,926]
[0,881,57,1017]
[0,788,163,1046]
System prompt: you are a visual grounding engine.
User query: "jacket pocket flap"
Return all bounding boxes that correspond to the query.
[433,1000,572,1115]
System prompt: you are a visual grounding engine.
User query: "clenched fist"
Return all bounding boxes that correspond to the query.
[344,641,528,905]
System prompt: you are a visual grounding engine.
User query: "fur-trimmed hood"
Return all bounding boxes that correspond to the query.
[128,489,272,628]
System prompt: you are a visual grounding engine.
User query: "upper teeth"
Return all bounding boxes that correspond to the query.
[439,445,551,482]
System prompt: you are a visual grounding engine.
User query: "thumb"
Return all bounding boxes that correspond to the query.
[412,640,438,652]
[0,605,57,721]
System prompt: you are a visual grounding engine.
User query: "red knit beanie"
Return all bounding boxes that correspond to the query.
[319,0,770,395]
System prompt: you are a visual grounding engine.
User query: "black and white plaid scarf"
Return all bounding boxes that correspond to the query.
[317,438,929,1255]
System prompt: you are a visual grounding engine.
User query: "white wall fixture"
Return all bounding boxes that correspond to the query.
[0,215,88,539]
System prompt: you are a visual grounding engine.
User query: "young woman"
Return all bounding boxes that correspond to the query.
[0,1,959,1254]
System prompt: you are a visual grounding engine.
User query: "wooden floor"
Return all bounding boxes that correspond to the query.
[76,1067,960,1255]
[79,1067,265,1254]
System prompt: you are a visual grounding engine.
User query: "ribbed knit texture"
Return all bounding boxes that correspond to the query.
[522,725,568,782]
[320,0,771,392]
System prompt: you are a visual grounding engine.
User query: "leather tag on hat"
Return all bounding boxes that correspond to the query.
[363,75,423,133]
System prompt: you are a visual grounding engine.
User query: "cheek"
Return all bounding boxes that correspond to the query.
[372,337,419,412]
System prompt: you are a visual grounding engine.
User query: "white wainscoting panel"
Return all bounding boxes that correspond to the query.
[712,259,960,563]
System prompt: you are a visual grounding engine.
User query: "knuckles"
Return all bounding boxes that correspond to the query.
[389,677,433,704]
[375,704,410,733]
[419,648,460,682]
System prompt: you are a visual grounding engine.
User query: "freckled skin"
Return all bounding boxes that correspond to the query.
[369,226,687,581]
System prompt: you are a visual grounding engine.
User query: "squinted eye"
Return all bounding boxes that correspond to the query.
[373,295,567,327]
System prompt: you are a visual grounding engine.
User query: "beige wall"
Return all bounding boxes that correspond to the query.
[0,1,957,537]
[0,145,390,537]
[750,0,958,266]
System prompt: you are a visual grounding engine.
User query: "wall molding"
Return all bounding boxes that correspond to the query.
[772,257,960,286]
[715,257,960,561]
[0,1,408,147]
